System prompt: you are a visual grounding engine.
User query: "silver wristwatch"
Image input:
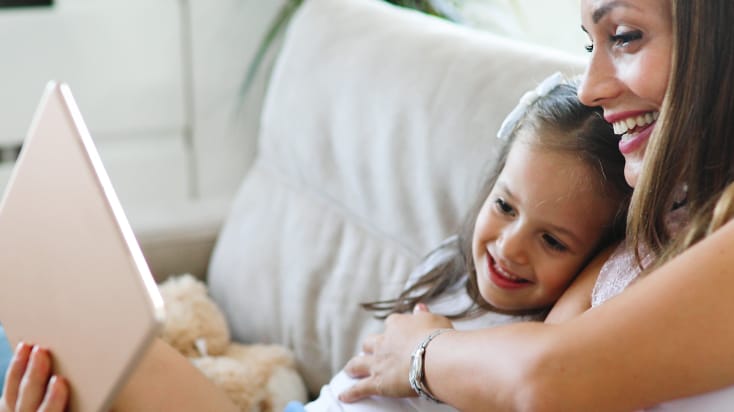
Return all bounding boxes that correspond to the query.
[408,328,451,403]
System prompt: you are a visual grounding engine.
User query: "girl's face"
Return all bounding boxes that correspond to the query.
[472,139,618,311]
[577,0,673,188]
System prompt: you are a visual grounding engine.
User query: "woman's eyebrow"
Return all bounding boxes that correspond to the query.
[592,0,635,23]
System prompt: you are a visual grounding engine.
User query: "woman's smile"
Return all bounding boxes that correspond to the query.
[606,110,659,155]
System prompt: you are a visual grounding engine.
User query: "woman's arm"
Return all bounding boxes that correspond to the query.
[342,219,734,411]
[544,243,616,324]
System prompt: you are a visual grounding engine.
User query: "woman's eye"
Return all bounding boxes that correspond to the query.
[584,43,594,53]
[542,233,567,252]
[494,198,515,216]
[610,30,642,48]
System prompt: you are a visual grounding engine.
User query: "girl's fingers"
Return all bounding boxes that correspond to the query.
[2,342,33,409]
[17,346,53,412]
[37,375,69,412]
[413,303,429,314]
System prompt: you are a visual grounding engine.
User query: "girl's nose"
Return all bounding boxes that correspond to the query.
[496,226,529,266]
[577,50,621,108]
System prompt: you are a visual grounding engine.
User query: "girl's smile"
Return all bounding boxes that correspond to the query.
[486,252,531,290]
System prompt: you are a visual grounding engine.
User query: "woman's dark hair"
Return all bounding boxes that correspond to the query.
[364,79,631,319]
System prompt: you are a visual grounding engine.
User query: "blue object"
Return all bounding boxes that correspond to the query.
[283,401,307,412]
[0,324,12,395]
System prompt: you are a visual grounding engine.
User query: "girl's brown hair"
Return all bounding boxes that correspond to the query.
[628,1,734,267]
[364,80,631,319]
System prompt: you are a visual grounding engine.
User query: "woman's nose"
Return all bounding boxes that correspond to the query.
[577,50,621,108]
[496,226,529,265]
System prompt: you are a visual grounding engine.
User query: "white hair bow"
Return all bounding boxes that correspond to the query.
[496,72,564,140]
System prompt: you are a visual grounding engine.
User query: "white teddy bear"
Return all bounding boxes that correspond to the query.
[158,274,308,412]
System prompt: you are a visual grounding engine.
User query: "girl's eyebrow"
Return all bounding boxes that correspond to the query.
[496,182,516,200]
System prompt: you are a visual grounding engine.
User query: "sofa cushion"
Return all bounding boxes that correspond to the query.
[207,0,585,394]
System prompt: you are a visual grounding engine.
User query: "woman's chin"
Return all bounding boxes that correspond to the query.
[624,159,643,188]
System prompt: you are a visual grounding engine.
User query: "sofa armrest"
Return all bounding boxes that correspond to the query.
[135,197,230,281]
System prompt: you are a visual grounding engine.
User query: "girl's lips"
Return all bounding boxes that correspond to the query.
[487,255,531,290]
[618,121,655,155]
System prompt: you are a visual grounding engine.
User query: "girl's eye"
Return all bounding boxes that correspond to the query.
[542,233,567,252]
[610,29,642,48]
[494,198,515,217]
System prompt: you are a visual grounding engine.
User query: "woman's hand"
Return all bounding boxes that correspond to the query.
[1,342,69,412]
[339,304,453,403]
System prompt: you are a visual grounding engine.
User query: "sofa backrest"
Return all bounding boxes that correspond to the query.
[207,0,586,394]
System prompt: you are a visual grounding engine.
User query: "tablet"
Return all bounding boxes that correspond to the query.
[0,82,165,411]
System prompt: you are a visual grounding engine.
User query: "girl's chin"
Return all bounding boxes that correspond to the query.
[477,285,521,311]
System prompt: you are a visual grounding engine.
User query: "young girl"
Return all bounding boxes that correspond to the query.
[287,73,631,411]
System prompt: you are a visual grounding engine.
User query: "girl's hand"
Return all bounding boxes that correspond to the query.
[1,342,69,412]
[339,304,453,402]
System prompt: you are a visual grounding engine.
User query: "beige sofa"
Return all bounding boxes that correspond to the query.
[203,0,585,395]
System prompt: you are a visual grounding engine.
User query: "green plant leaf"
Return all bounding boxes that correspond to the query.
[239,0,303,99]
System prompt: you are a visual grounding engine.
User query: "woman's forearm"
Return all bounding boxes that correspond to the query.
[424,219,734,411]
[422,322,555,412]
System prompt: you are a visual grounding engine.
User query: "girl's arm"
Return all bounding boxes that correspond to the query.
[544,243,616,324]
[341,219,734,411]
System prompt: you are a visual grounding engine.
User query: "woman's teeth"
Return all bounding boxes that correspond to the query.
[612,112,659,136]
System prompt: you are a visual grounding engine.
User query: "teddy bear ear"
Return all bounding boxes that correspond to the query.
[157,273,231,357]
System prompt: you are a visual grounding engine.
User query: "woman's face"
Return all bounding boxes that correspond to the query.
[578,0,673,188]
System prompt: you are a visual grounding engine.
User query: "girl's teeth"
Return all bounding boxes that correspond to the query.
[496,264,523,281]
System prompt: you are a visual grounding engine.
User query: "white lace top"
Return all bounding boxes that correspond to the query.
[591,206,688,308]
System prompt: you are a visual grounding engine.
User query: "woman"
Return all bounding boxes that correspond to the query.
[338,0,734,410]
[4,0,734,411]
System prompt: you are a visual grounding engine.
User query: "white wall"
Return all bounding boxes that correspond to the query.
[0,0,286,277]
[455,0,588,58]
[0,0,285,200]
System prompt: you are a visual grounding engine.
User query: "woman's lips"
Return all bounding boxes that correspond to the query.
[487,255,531,290]
[618,121,655,155]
